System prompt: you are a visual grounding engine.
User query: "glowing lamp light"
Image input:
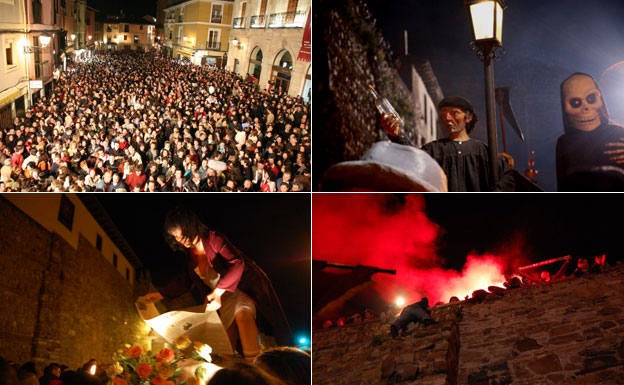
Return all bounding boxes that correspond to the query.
[88,364,96,375]
[231,38,238,47]
[38,35,51,47]
[466,0,505,184]
[467,0,504,46]
[298,336,309,345]
[70,33,76,41]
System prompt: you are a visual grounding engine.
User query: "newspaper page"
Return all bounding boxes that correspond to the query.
[135,300,234,356]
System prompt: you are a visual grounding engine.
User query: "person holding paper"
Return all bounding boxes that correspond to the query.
[141,205,291,362]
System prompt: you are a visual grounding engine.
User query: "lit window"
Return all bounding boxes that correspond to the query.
[5,42,13,66]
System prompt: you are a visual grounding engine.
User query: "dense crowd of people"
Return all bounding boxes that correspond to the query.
[0,346,311,385]
[0,50,311,192]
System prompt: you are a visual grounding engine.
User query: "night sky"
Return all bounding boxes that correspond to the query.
[87,0,157,17]
[364,0,624,191]
[94,194,311,344]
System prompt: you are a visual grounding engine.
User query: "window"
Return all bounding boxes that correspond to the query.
[96,234,102,251]
[124,24,129,32]
[57,195,74,231]
[211,4,223,23]
[124,35,128,41]
[113,253,118,267]
[207,30,220,49]
[33,0,42,23]
[5,42,13,66]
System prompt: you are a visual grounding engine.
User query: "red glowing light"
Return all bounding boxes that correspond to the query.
[313,194,522,308]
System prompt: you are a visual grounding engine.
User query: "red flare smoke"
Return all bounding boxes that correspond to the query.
[313,194,521,306]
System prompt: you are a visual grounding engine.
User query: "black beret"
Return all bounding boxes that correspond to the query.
[438,96,475,116]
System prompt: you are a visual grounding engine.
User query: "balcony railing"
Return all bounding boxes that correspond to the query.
[233,17,245,29]
[268,10,307,28]
[170,40,223,51]
[211,15,223,23]
[205,41,221,50]
[250,14,266,28]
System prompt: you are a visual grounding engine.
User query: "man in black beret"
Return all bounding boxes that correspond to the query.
[383,96,514,192]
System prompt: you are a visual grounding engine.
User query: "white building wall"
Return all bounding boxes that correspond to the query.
[0,0,28,112]
[410,66,439,146]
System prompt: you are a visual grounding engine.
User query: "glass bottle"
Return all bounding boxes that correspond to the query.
[368,85,404,130]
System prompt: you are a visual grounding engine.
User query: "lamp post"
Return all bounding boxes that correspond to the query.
[466,0,505,185]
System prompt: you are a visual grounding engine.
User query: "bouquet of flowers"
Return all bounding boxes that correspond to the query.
[110,341,216,385]
[111,345,181,385]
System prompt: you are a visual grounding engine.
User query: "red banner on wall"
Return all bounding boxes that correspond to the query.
[297,11,311,62]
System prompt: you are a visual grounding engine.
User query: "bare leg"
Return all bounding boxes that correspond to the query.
[235,309,260,361]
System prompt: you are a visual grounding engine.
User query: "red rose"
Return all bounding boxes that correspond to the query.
[136,362,153,379]
[151,376,175,385]
[156,348,174,363]
[112,377,129,385]
[122,345,143,358]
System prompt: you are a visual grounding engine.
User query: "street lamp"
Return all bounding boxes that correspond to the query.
[466,0,505,185]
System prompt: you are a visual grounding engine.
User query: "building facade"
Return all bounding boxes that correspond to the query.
[398,59,444,147]
[0,0,96,126]
[24,0,58,106]
[228,0,311,99]
[163,0,234,68]
[102,16,156,51]
[0,194,152,370]
[0,0,29,128]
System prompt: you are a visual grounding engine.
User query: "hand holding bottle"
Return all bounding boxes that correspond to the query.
[369,85,404,137]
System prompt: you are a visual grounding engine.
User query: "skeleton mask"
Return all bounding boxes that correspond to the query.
[561,73,609,132]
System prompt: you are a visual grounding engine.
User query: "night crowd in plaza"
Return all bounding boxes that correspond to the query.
[0,50,311,192]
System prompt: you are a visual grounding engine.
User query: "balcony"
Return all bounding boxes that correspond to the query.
[268,10,307,28]
[233,17,245,29]
[250,14,266,28]
[205,41,221,50]
[211,14,223,24]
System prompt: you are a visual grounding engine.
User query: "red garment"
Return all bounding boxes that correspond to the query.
[125,172,146,191]
[194,231,245,292]
[11,152,23,168]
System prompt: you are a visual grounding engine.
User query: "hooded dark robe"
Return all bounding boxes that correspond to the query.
[556,72,624,191]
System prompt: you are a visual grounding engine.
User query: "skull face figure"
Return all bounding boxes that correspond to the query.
[561,73,609,132]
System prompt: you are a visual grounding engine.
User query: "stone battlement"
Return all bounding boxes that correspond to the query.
[313,265,624,385]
